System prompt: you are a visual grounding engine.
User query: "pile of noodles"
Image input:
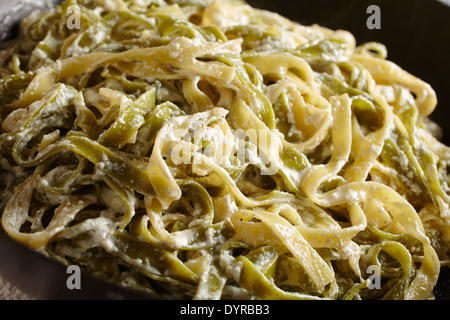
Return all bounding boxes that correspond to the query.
[0,0,449,299]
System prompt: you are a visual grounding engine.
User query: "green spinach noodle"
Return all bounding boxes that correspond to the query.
[1,0,450,300]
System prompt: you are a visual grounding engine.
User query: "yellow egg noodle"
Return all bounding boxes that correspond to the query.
[0,0,449,300]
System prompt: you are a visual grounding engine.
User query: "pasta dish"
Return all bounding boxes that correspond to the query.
[1,0,449,300]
